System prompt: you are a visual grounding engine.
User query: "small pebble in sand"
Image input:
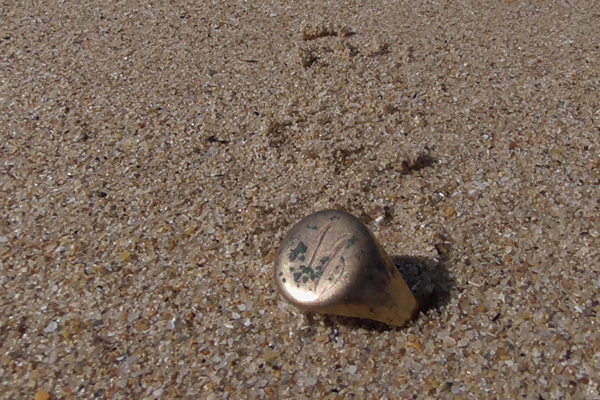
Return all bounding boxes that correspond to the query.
[44,321,57,333]
[34,390,51,400]
[304,376,318,386]
[443,336,457,347]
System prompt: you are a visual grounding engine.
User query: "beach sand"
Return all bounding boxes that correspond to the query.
[2,0,600,398]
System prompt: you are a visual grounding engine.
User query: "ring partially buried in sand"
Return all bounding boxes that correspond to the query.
[274,209,419,327]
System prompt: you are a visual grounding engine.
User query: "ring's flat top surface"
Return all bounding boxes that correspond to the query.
[275,210,371,307]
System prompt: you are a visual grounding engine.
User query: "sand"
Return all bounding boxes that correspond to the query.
[2,0,600,399]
